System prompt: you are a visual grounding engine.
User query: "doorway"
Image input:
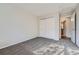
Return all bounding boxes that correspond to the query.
[61,20,66,38]
[59,12,76,45]
[60,16,71,39]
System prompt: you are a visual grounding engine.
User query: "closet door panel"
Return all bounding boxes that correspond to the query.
[40,17,59,40]
[40,20,47,37]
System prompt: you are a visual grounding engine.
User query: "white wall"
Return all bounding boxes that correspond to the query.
[0,4,38,49]
[39,14,59,40]
[76,5,79,47]
[65,17,71,38]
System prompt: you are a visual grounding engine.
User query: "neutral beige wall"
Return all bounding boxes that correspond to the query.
[0,4,38,49]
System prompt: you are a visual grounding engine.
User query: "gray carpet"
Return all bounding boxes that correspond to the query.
[0,37,79,55]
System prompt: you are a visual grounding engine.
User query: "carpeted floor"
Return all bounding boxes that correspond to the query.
[0,37,79,55]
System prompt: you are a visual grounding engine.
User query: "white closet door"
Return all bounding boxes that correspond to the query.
[40,17,59,40]
[40,20,47,37]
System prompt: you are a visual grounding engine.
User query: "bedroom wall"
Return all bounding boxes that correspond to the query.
[65,17,71,38]
[0,4,38,49]
[70,12,76,44]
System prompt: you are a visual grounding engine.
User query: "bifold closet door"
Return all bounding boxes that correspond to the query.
[40,17,59,40]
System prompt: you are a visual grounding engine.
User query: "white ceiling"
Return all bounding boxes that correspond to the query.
[14,3,78,17]
[0,3,77,16]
